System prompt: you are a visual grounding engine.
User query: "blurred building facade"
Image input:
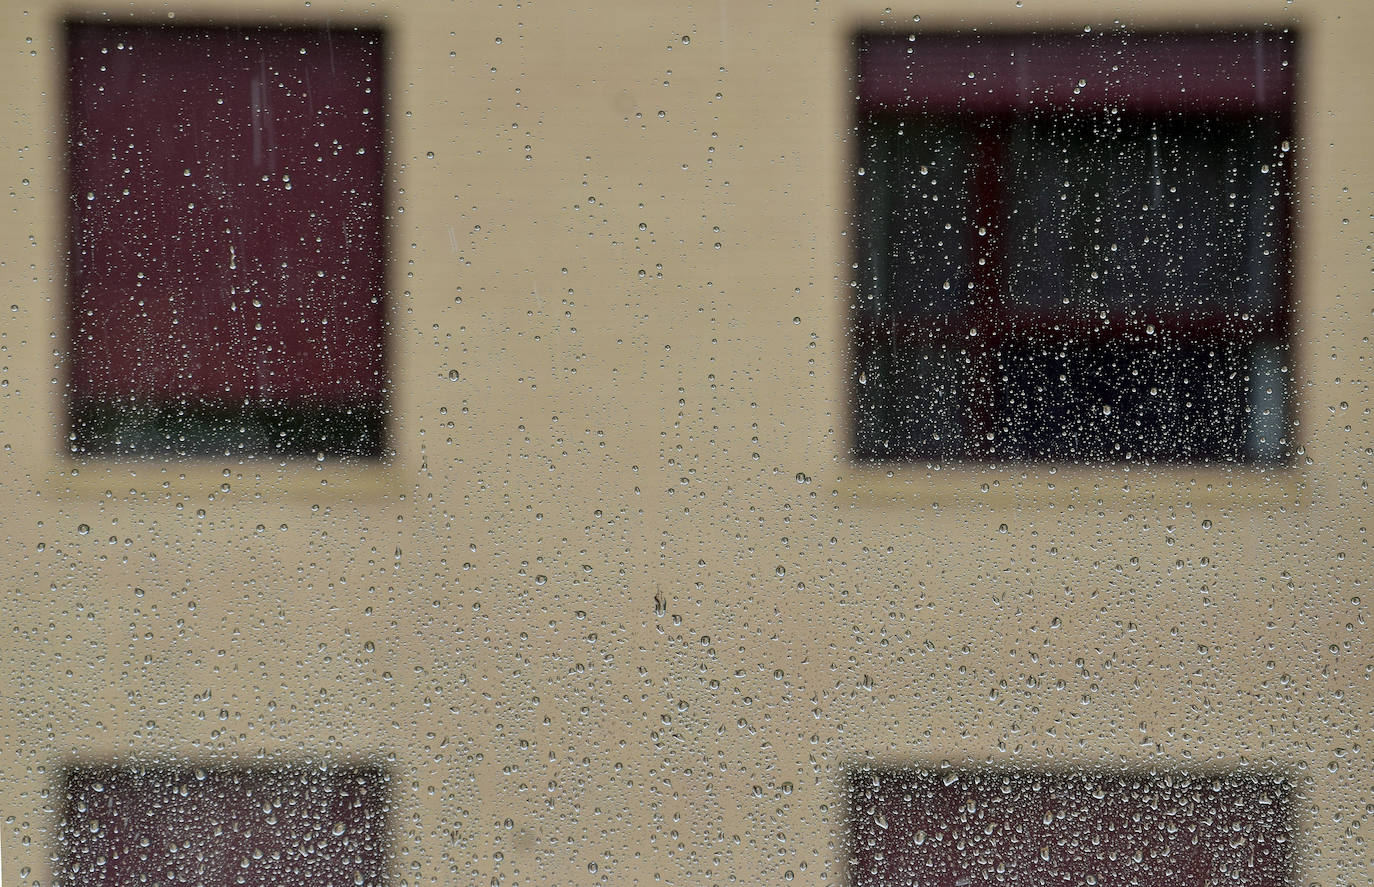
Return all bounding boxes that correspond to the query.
[0,0,1370,886]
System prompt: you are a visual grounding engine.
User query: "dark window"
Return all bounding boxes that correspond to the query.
[65,22,388,460]
[849,767,1294,887]
[57,764,390,887]
[853,31,1296,464]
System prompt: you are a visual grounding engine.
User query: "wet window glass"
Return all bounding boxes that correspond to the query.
[853,32,1295,464]
[65,23,388,459]
[1,9,1367,887]
[850,767,1294,887]
[59,765,388,887]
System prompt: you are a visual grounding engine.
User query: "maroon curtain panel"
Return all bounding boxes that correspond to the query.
[856,31,1296,114]
[66,23,387,409]
[850,768,1293,887]
[58,765,390,887]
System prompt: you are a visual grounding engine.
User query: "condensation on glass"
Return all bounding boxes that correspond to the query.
[849,766,1294,887]
[57,764,390,887]
[64,22,389,460]
[852,31,1297,464]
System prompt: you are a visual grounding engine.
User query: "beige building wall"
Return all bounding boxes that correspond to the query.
[0,0,1369,885]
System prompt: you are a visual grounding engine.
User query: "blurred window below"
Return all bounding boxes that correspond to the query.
[849,766,1294,887]
[58,764,390,887]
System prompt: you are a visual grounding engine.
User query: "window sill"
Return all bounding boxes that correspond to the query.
[46,457,401,502]
[835,461,1311,510]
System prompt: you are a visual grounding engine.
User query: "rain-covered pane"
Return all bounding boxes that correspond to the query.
[1007,115,1282,316]
[853,30,1295,464]
[0,9,1368,887]
[850,767,1293,887]
[65,23,388,459]
[59,765,388,887]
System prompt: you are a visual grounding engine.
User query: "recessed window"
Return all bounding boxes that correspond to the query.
[65,22,389,460]
[57,764,390,887]
[852,31,1296,464]
[849,767,1294,887]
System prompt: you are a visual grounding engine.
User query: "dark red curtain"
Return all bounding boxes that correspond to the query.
[66,23,387,408]
[59,766,390,887]
[850,768,1293,887]
[857,31,1296,114]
